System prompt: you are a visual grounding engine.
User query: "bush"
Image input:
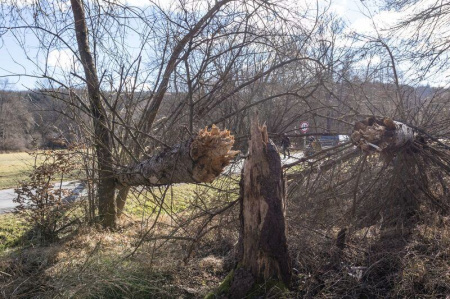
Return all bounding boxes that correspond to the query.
[14,149,81,243]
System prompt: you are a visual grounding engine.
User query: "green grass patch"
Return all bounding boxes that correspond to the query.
[0,213,30,251]
[0,152,37,189]
[125,184,198,216]
[125,177,240,217]
[125,184,216,216]
[0,151,83,190]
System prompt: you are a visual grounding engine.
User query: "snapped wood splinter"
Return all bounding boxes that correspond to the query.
[116,125,239,186]
[351,117,415,154]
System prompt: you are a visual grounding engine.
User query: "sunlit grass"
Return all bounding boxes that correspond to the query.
[124,176,240,218]
[0,150,83,190]
[0,152,38,189]
[0,213,30,251]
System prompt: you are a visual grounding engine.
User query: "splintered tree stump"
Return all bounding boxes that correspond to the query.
[211,118,291,298]
[116,125,239,187]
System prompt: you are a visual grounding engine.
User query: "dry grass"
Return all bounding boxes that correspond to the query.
[0,214,236,298]
[285,142,450,298]
[0,172,239,298]
[1,145,450,298]
[1,190,450,298]
[286,203,450,298]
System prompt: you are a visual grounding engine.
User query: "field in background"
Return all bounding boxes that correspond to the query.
[0,151,82,190]
[0,152,36,189]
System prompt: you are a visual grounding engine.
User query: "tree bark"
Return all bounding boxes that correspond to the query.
[71,0,116,228]
[351,117,416,153]
[116,186,130,217]
[227,118,291,298]
[116,125,238,187]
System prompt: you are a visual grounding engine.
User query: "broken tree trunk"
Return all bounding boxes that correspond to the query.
[351,117,416,153]
[116,125,238,187]
[212,119,291,298]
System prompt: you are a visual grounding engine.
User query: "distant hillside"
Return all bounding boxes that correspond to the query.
[0,81,445,152]
[0,90,79,151]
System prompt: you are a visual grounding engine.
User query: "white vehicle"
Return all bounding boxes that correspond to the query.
[339,135,350,144]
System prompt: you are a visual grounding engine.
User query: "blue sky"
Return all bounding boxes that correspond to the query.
[0,0,439,90]
[0,31,39,89]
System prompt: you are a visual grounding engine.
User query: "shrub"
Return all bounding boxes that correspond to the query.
[14,149,81,243]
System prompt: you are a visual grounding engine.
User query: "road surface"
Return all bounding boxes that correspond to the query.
[0,181,86,214]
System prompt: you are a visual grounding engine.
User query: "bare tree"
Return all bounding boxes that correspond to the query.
[0,0,330,228]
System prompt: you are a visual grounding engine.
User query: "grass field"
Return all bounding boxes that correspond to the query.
[0,151,82,190]
[0,152,37,190]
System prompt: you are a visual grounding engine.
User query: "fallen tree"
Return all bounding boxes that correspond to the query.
[116,125,239,187]
[285,116,450,297]
[351,117,416,153]
[114,125,238,218]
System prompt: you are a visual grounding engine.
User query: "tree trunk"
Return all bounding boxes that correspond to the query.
[116,125,238,187]
[71,0,116,228]
[224,118,291,298]
[116,186,130,218]
[351,117,415,153]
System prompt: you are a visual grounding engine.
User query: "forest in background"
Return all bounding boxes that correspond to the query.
[0,80,445,153]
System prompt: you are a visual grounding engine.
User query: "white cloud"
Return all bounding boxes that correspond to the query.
[354,54,382,69]
[343,6,401,37]
[5,0,71,10]
[329,0,348,17]
[47,49,76,71]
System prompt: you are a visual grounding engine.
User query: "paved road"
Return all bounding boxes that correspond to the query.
[0,188,16,213]
[0,181,86,214]
[226,151,304,174]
